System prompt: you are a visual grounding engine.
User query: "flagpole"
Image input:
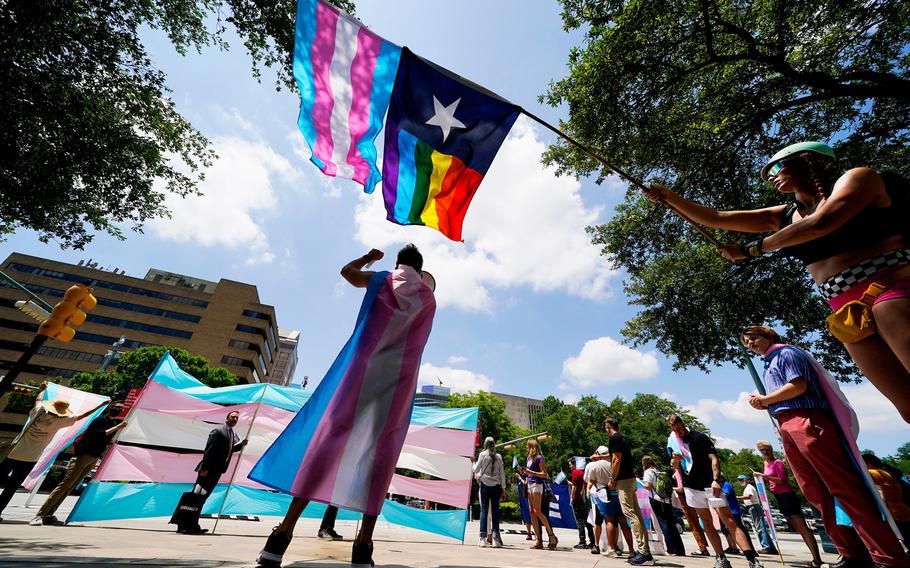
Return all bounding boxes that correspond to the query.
[211,383,268,535]
[519,109,723,248]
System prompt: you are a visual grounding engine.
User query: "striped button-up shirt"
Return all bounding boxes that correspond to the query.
[762,346,828,415]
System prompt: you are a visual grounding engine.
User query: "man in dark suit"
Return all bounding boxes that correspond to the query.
[175,410,247,534]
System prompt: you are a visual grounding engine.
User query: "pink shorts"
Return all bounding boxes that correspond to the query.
[827,276,910,311]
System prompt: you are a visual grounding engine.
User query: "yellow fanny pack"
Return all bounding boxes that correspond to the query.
[826,265,910,343]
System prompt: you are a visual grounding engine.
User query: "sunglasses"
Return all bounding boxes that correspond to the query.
[767,160,793,178]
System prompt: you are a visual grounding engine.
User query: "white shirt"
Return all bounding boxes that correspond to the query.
[584,459,613,489]
[742,483,759,505]
[643,467,669,503]
[473,450,506,487]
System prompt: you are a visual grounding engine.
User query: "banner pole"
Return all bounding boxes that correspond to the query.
[519,109,723,247]
[211,382,268,535]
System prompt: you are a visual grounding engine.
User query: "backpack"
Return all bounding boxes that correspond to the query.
[654,471,674,501]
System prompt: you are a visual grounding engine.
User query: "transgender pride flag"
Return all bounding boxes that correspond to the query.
[294,0,401,191]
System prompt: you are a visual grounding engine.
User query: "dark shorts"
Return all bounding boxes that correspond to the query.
[594,491,623,524]
[774,490,803,518]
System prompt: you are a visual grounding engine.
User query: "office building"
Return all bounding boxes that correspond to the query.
[270,328,300,387]
[0,252,281,386]
[491,392,545,431]
[414,384,451,407]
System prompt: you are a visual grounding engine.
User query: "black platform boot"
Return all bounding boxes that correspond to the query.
[257,527,293,567]
[351,540,374,567]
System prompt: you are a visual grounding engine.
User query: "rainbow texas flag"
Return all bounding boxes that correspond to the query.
[293,0,401,191]
[382,49,521,241]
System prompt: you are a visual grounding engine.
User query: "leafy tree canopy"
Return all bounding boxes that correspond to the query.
[534,393,709,473]
[544,0,910,377]
[447,390,525,447]
[70,345,238,399]
[0,0,353,249]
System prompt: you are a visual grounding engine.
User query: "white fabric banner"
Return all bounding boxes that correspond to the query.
[395,444,472,482]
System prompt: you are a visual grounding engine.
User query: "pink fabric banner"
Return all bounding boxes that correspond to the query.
[387,473,470,509]
[94,445,268,490]
[405,425,475,457]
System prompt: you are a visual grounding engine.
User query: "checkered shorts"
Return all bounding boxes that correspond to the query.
[817,249,910,301]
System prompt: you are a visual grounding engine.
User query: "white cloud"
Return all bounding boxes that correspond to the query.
[149,137,299,264]
[352,117,618,311]
[418,362,493,394]
[562,336,659,387]
[562,393,580,405]
[447,355,468,365]
[714,436,749,452]
[842,381,909,433]
[684,392,768,426]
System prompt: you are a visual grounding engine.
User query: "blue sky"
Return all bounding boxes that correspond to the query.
[5,0,907,456]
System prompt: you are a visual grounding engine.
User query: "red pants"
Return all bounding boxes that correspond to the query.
[779,409,909,566]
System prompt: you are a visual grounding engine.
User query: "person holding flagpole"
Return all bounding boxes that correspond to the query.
[742,325,909,568]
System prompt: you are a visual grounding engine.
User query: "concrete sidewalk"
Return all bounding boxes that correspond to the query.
[0,493,835,568]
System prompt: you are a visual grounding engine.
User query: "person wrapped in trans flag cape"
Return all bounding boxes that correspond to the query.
[251,245,436,568]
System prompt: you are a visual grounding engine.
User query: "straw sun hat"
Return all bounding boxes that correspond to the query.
[40,399,73,417]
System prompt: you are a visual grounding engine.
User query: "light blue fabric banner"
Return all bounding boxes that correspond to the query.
[410,405,478,431]
[151,352,476,425]
[68,482,467,540]
[179,383,312,412]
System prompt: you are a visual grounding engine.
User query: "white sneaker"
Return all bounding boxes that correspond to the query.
[492,535,503,548]
[749,560,764,568]
[603,549,619,557]
[478,537,488,548]
[714,556,734,568]
[28,517,43,526]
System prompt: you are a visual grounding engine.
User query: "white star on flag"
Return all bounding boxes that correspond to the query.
[425,96,466,142]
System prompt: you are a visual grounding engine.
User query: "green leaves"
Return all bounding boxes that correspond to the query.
[547,0,909,377]
[0,0,354,249]
[70,345,239,398]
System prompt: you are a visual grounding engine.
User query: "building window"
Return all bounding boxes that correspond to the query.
[86,314,192,339]
[242,309,271,320]
[72,332,147,349]
[6,263,210,308]
[36,346,105,364]
[9,282,202,322]
[220,355,261,383]
[0,359,78,379]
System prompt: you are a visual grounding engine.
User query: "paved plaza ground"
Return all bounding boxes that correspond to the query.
[0,493,837,568]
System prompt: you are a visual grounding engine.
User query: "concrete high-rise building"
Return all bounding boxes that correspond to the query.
[491,392,545,431]
[270,328,300,387]
[0,253,282,385]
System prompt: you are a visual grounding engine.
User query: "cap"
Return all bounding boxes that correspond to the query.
[760,141,836,179]
[737,475,748,480]
[595,445,608,456]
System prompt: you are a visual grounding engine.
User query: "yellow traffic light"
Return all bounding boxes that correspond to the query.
[37,284,96,342]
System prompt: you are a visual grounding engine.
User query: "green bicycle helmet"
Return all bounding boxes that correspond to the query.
[760,141,836,179]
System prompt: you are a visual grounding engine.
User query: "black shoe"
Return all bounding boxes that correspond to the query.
[258,527,292,567]
[318,528,344,540]
[591,545,601,555]
[575,542,589,549]
[177,526,208,535]
[828,557,874,568]
[351,541,374,567]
